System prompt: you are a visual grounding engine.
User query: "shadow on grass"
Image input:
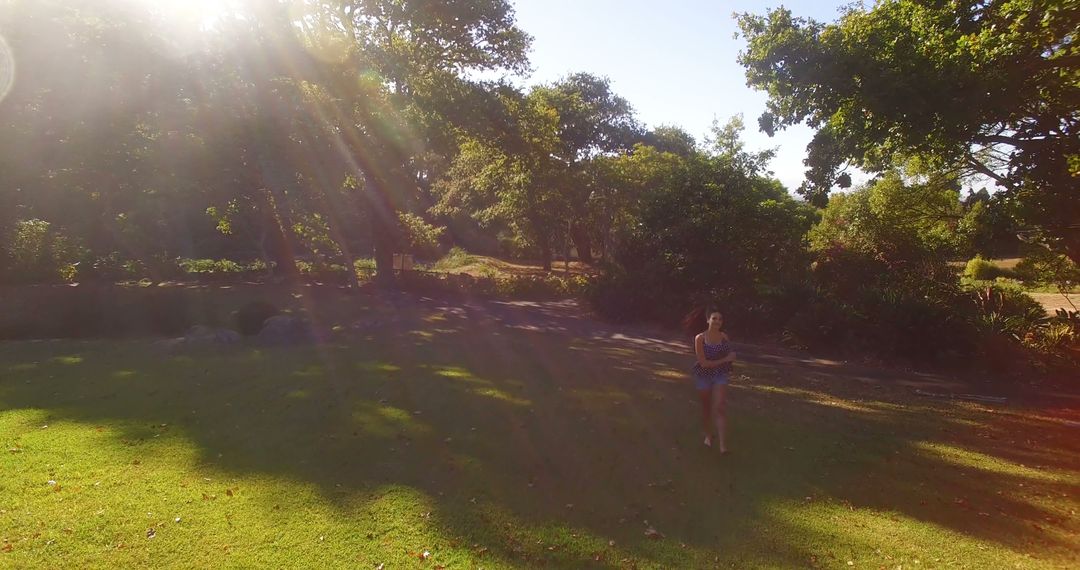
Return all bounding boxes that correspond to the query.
[1,294,1078,567]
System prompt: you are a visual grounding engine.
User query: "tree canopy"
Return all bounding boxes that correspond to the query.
[737,0,1080,261]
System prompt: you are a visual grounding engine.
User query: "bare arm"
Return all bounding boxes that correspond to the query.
[720,333,737,363]
[695,334,731,368]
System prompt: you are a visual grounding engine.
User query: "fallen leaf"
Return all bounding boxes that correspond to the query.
[146,528,156,539]
[2,544,12,552]
[644,527,664,539]
[421,550,431,559]
[226,488,234,497]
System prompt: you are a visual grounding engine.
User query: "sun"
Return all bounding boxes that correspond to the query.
[139,0,231,30]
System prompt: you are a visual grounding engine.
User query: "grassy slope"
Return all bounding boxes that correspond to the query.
[1,299,1078,568]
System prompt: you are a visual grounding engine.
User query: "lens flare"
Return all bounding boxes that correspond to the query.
[0,34,13,104]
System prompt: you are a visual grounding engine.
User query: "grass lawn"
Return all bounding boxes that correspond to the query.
[1,296,1078,568]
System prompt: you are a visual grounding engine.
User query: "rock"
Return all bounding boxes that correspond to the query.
[157,325,241,353]
[234,301,280,336]
[256,315,315,345]
[184,325,241,345]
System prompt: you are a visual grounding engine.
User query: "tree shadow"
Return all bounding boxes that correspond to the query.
[1,294,1078,567]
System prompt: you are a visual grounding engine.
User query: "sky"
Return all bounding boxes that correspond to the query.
[508,0,858,193]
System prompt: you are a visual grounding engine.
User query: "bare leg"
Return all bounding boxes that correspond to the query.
[698,388,712,445]
[712,384,728,453]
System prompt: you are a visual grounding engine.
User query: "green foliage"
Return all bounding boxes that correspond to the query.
[292,214,341,262]
[792,174,982,361]
[177,258,269,280]
[1015,250,1080,293]
[967,282,1055,357]
[642,125,697,157]
[83,252,148,282]
[0,0,532,281]
[808,170,969,260]
[706,114,775,176]
[963,255,1017,281]
[737,0,1080,262]
[590,152,815,332]
[397,212,446,259]
[431,247,475,272]
[353,258,377,279]
[402,271,590,300]
[295,261,349,284]
[4,219,88,284]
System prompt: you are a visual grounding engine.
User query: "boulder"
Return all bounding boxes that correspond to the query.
[234,301,280,336]
[158,325,241,352]
[256,315,315,345]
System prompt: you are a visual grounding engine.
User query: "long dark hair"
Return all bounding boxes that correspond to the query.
[681,305,721,339]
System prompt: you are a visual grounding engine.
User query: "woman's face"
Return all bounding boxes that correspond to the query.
[707,312,723,329]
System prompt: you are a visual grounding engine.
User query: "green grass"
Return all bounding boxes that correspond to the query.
[2,301,1078,568]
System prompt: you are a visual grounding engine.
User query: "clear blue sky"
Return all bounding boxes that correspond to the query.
[509,0,857,193]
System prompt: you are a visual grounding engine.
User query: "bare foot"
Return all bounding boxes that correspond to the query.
[703,435,712,447]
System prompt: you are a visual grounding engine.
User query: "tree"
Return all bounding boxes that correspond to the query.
[290,0,531,281]
[642,125,698,158]
[531,73,641,263]
[706,114,776,177]
[592,150,816,327]
[433,89,568,270]
[737,0,1080,262]
[809,170,969,263]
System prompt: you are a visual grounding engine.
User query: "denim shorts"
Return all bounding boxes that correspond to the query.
[694,373,730,391]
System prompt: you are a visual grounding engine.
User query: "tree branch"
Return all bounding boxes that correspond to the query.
[964,155,1016,190]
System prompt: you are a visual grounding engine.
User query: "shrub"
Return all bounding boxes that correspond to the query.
[968,283,1048,338]
[1014,251,1080,291]
[296,260,348,283]
[177,258,270,282]
[4,219,89,284]
[782,299,857,351]
[83,252,147,282]
[432,247,477,272]
[963,255,1017,281]
[353,258,377,279]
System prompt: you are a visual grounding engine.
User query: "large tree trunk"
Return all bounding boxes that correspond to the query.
[570,220,593,264]
[324,210,361,290]
[258,189,300,279]
[1064,237,1080,268]
[366,182,399,285]
[539,234,553,272]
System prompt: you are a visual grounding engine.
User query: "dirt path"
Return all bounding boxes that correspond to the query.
[373,292,1079,412]
[1030,292,1077,313]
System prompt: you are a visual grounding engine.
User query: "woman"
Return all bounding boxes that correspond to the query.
[683,306,737,453]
